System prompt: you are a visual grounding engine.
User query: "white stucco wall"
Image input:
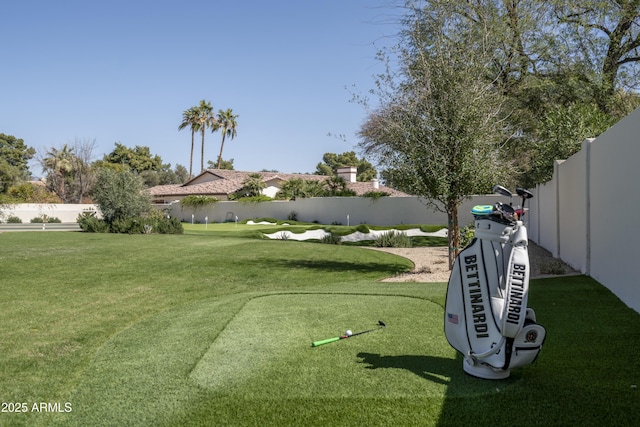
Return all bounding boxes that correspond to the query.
[1,204,99,223]
[588,109,640,313]
[529,107,640,313]
[170,195,512,227]
[557,146,588,273]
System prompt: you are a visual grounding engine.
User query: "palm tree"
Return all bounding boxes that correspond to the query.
[43,144,75,202]
[178,106,200,179]
[240,173,266,197]
[196,100,217,173]
[215,108,238,169]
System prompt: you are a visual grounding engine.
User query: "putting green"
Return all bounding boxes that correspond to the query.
[60,291,520,426]
[189,293,520,398]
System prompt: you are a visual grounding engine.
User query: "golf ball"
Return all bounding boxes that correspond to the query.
[346,330,353,336]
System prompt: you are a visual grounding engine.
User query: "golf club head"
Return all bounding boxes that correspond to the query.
[516,187,533,199]
[378,320,386,327]
[492,185,513,198]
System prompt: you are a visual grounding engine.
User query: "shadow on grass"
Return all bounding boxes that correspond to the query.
[247,257,410,276]
[357,352,521,398]
[358,352,455,386]
[358,277,640,426]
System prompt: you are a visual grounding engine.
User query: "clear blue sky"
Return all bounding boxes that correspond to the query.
[1,0,402,177]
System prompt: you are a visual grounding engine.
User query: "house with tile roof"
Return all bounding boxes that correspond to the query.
[146,166,408,203]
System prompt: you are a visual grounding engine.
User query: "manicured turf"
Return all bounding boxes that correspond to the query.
[1,229,639,426]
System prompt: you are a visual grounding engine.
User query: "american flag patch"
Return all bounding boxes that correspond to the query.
[447,313,459,325]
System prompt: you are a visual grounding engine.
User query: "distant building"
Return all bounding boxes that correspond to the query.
[146,167,408,203]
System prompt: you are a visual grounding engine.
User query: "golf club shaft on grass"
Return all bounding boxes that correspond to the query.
[311,321,386,347]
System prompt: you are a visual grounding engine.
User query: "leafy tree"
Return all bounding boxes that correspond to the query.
[100,143,186,187]
[526,103,614,186]
[551,0,640,114]
[358,2,511,267]
[5,183,60,203]
[173,164,189,183]
[91,168,150,225]
[315,151,377,182]
[215,109,238,169]
[392,1,640,187]
[178,106,200,178]
[139,163,189,187]
[0,158,23,194]
[102,143,162,173]
[0,133,35,192]
[207,157,234,170]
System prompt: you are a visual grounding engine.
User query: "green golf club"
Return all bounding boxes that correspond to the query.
[311,320,386,347]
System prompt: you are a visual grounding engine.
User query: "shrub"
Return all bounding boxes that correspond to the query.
[362,191,390,200]
[92,168,151,225]
[374,231,413,248]
[181,195,218,209]
[320,233,342,245]
[459,224,475,249]
[235,195,272,203]
[288,211,298,221]
[30,215,62,223]
[77,213,110,232]
[111,217,145,234]
[355,224,370,234]
[76,211,183,234]
[7,216,22,223]
[7,183,61,203]
[151,216,183,234]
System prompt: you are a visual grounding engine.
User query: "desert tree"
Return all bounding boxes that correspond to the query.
[91,168,150,225]
[358,2,513,267]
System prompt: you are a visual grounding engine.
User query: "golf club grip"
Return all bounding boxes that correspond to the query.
[312,336,341,347]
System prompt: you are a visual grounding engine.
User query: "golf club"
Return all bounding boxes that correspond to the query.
[516,187,533,220]
[311,320,386,347]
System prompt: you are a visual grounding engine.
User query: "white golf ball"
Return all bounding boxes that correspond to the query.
[345,330,353,336]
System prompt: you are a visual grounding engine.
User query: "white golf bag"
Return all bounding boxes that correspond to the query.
[444,187,546,379]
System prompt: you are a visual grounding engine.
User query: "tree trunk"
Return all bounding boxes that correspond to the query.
[447,201,460,270]
[189,130,195,179]
[217,133,226,169]
[200,129,205,173]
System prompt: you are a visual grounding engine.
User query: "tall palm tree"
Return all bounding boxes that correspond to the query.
[196,100,217,173]
[215,108,238,169]
[43,144,75,202]
[178,106,200,179]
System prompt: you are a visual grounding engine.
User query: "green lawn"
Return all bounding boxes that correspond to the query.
[0,229,638,426]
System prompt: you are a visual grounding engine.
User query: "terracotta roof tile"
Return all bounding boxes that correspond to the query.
[146,169,409,198]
